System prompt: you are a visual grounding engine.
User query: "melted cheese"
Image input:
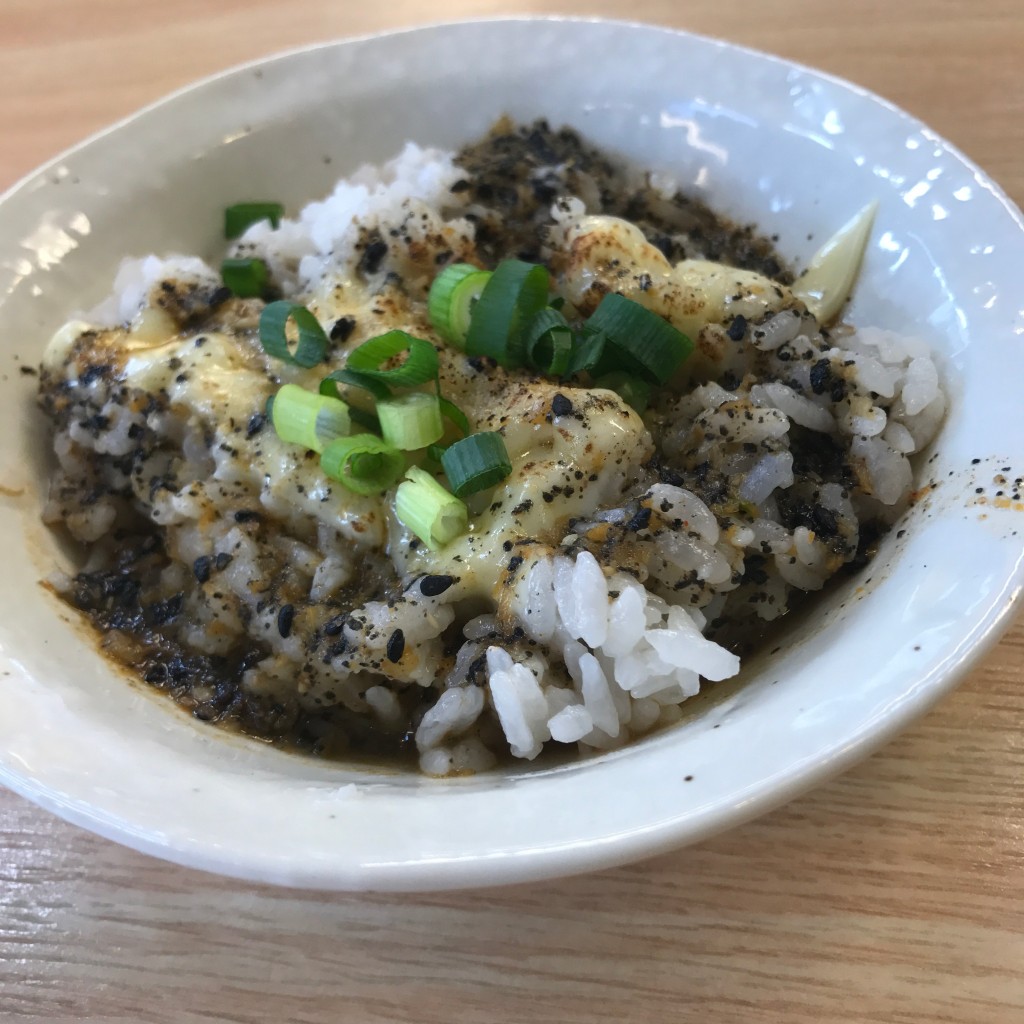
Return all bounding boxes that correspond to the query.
[561,214,792,340]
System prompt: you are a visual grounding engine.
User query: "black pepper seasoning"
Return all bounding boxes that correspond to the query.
[551,393,573,417]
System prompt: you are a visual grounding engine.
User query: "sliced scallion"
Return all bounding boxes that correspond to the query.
[440,431,512,497]
[225,202,284,239]
[525,307,573,376]
[259,301,329,368]
[592,371,652,414]
[347,406,382,433]
[465,260,550,368]
[320,367,391,403]
[345,330,439,388]
[271,383,351,452]
[583,293,692,384]
[428,263,491,348]
[438,395,470,437]
[377,392,444,450]
[321,435,405,496]
[566,326,613,378]
[395,467,468,549]
[221,257,268,298]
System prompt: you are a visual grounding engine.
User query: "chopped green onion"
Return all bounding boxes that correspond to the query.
[346,330,439,388]
[259,301,328,368]
[440,431,512,497]
[395,467,468,548]
[271,383,351,452]
[426,443,448,464]
[583,294,692,384]
[466,260,551,368]
[347,406,382,433]
[438,395,470,437]
[592,371,652,414]
[320,367,391,402]
[566,326,613,377]
[525,307,574,376]
[221,257,268,298]
[225,202,284,239]
[377,392,444,450]
[321,435,405,496]
[428,264,491,348]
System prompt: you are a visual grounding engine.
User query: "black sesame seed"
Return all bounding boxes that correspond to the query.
[193,556,212,584]
[277,604,295,639]
[386,628,405,663]
[214,552,233,571]
[420,574,455,597]
[246,412,266,438]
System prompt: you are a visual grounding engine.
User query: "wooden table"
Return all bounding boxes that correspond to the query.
[3,2,1022,1021]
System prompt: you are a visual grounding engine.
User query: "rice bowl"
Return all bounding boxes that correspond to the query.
[0,19,1021,889]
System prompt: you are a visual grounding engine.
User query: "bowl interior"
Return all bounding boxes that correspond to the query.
[0,19,1022,890]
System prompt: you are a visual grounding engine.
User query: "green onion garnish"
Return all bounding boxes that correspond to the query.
[224,202,284,239]
[347,405,382,433]
[440,431,512,497]
[271,383,351,452]
[345,330,439,389]
[566,326,613,377]
[221,257,268,298]
[259,301,329,368]
[320,367,391,402]
[321,435,405,496]
[525,307,573,376]
[377,392,444,451]
[395,467,468,549]
[592,371,653,414]
[583,293,692,384]
[428,263,491,348]
[438,395,470,437]
[466,260,551,368]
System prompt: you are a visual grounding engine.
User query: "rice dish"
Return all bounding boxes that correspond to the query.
[37,120,945,775]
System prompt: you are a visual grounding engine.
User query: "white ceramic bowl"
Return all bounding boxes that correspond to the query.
[1,18,1022,891]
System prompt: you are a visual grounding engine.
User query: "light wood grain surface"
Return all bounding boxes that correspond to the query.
[3,2,1023,1021]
